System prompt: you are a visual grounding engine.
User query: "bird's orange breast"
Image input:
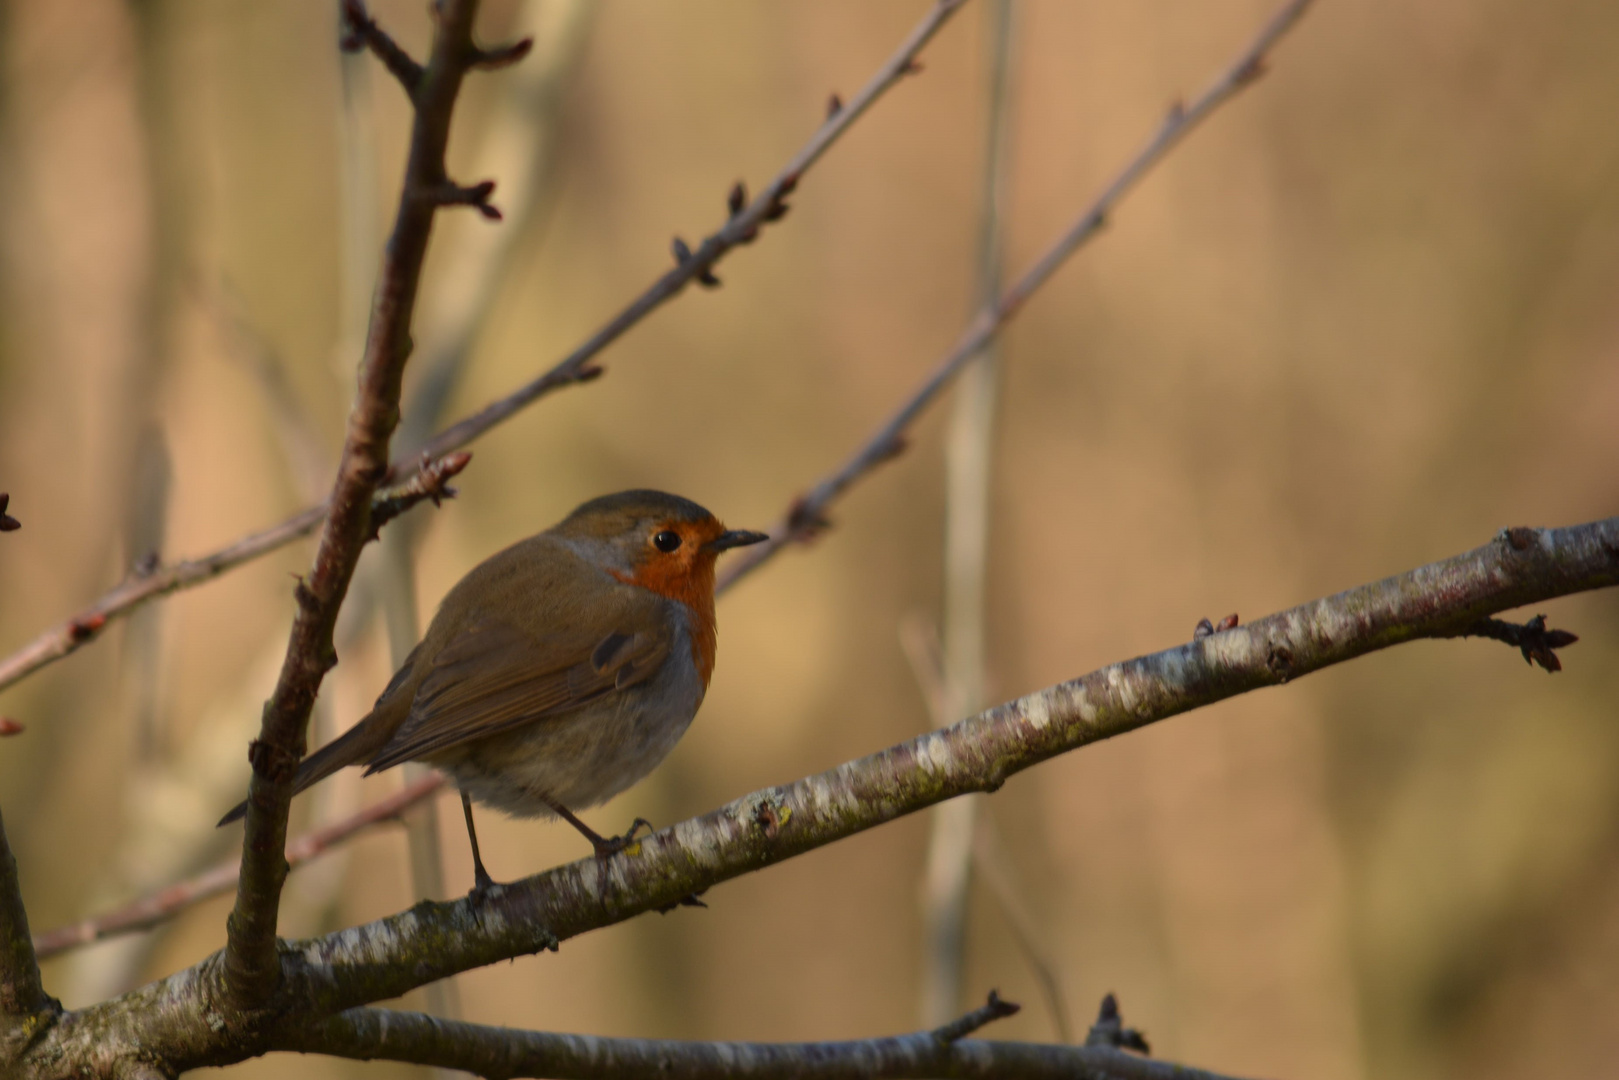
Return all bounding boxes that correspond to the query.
[612,556,718,686]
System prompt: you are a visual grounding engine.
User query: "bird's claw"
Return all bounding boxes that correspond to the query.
[468,864,500,903]
[592,817,654,858]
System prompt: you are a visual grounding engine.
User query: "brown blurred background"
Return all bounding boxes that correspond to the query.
[3,1,1618,1077]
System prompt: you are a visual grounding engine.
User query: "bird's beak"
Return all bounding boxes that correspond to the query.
[705,528,770,553]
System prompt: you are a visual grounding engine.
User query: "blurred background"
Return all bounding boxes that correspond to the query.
[2,1,1618,1078]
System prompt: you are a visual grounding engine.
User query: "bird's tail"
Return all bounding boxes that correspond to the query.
[215,712,392,827]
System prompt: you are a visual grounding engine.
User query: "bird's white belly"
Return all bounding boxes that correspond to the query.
[429,638,707,819]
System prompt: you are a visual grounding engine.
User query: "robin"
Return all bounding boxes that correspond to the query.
[219,489,767,893]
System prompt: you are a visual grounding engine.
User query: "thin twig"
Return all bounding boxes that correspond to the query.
[903,616,1073,1042]
[1085,993,1150,1054]
[277,992,1247,1080]
[367,453,472,538]
[30,775,445,962]
[0,0,966,697]
[921,0,1015,1027]
[971,817,1073,1043]
[718,0,1317,593]
[1436,612,1578,672]
[340,0,426,96]
[930,989,1020,1043]
[221,0,491,1011]
[195,276,334,502]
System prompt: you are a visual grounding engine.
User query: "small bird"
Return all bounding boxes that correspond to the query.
[219,490,767,893]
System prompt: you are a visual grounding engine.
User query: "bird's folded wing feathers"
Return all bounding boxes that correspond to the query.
[363,614,672,771]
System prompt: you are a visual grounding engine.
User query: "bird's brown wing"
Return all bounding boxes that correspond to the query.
[363,614,673,772]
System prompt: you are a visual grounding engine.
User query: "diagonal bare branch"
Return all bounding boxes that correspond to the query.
[0,0,967,698]
[717,0,1316,593]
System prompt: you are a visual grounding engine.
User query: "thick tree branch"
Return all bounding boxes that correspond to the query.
[16,514,1618,1071]
[267,515,1619,1018]
[718,0,1315,591]
[0,0,965,696]
[31,775,445,961]
[276,993,1244,1080]
[221,0,488,1011]
[33,513,1608,1075]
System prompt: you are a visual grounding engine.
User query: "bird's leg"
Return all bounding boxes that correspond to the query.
[540,799,700,906]
[540,795,652,858]
[461,792,498,897]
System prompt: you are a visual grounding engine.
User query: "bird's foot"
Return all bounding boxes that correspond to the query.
[591,817,654,858]
[467,863,501,903]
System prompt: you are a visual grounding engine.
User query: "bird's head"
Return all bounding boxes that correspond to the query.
[551,490,767,609]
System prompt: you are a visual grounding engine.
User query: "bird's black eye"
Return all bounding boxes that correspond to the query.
[653,530,682,553]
